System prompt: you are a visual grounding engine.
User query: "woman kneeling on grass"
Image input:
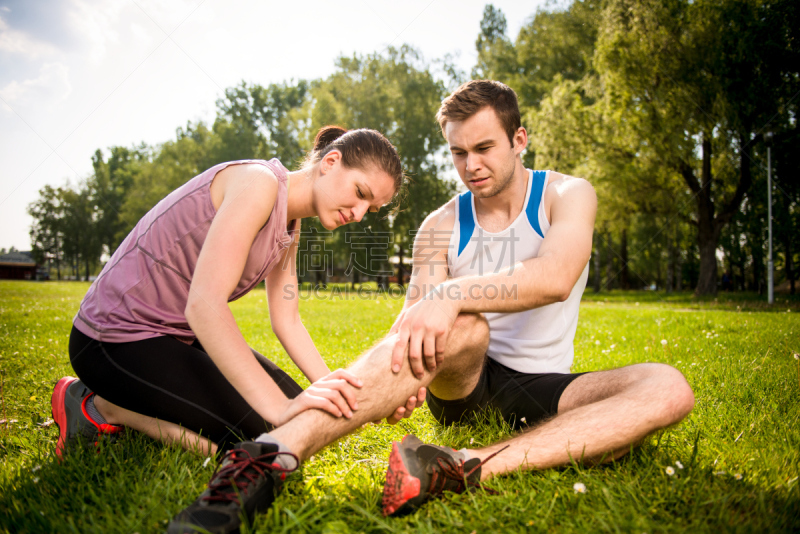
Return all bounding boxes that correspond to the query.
[51,126,420,464]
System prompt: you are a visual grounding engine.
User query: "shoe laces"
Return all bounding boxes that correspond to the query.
[202,448,299,505]
[428,445,509,497]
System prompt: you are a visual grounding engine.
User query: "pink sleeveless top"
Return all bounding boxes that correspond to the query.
[74,159,298,343]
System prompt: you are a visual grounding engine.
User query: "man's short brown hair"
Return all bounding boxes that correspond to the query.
[436,80,521,144]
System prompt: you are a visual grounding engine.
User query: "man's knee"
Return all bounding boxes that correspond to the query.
[650,364,695,425]
[429,314,488,398]
[450,313,489,356]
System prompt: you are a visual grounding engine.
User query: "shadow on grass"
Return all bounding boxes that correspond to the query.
[0,433,208,534]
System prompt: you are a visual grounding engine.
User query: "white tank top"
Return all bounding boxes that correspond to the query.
[446,169,589,374]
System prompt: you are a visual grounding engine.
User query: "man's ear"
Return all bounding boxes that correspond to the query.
[513,127,528,156]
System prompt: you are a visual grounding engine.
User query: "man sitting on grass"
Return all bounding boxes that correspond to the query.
[169,80,695,533]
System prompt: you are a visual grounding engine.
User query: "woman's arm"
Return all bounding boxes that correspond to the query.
[185,164,358,426]
[266,229,331,383]
[267,222,426,425]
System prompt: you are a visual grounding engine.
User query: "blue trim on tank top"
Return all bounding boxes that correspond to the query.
[457,191,475,257]
[525,170,547,238]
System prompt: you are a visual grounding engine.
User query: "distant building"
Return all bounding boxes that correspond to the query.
[0,251,39,280]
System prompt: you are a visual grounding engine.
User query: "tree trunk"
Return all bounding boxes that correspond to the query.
[396,245,406,286]
[783,190,795,294]
[593,231,601,293]
[605,231,615,290]
[666,238,675,293]
[752,242,763,294]
[55,237,61,281]
[315,269,327,288]
[694,135,719,296]
[620,229,629,290]
[696,233,718,295]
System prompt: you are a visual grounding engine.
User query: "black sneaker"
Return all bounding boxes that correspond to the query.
[50,376,123,459]
[382,434,505,516]
[168,441,298,534]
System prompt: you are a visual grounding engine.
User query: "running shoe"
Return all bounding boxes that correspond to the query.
[382,434,505,516]
[51,376,123,459]
[168,441,298,534]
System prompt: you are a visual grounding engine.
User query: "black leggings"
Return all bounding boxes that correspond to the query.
[69,326,302,449]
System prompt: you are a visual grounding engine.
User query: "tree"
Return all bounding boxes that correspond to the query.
[473,4,517,81]
[311,46,457,286]
[213,81,311,165]
[28,185,64,279]
[90,146,142,256]
[594,0,798,294]
[60,182,102,280]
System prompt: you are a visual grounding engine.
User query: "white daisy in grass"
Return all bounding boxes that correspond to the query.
[661,339,668,346]
[573,482,587,494]
[734,473,743,480]
[665,466,675,476]
[675,461,684,469]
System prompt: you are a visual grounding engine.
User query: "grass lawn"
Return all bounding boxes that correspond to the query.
[0,280,798,533]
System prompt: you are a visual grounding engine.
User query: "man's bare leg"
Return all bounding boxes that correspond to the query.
[466,363,695,479]
[269,313,490,461]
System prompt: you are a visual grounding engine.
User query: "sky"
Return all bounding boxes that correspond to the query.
[0,0,548,251]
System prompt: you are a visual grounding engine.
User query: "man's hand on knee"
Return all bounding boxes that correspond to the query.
[390,294,460,378]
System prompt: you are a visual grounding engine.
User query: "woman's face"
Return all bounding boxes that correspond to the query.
[314,151,396,230]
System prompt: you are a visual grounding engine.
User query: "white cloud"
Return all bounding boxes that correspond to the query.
[67,0,124,62]
[0,15,58,58]
[0,62,71,106]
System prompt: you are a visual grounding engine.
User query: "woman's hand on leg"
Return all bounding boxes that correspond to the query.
[277,369,362,426]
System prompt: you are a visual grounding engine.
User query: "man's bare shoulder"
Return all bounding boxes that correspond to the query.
[418,197,457,235]
[547,171,594,194]
[545,172,597,222]
[411,198,457,259]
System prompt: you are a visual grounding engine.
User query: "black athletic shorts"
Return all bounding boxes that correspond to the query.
[69,326,303,449]
[426,357,586,430]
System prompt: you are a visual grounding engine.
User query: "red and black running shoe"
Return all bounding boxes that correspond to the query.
[168,441,298,534]
[382,434,505,516]
[51,376,123,459]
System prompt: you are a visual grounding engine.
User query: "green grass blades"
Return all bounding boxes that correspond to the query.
[0,281,798,533]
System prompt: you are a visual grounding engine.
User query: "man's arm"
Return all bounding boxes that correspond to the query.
[400,202,456,308]
[449,175,596,313]
[390,201,457,376]
[392,175,596,377]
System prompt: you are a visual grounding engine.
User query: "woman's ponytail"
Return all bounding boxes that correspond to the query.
[313,125,347,152]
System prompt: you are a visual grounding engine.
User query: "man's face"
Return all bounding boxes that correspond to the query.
[444,106,525,199]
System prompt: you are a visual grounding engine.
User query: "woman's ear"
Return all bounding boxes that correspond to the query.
[320,149,342,174]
